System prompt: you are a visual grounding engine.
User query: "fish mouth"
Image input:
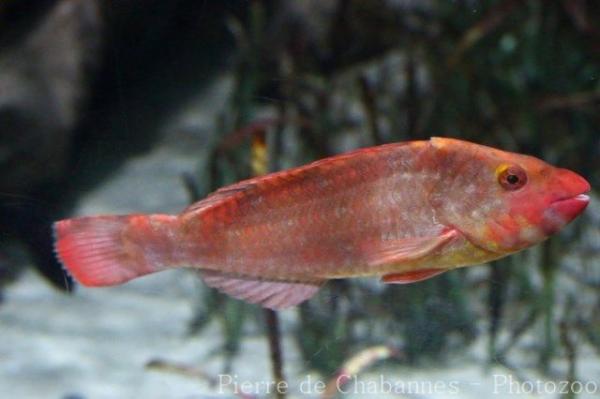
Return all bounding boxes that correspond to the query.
[546,168,591,229]
[551,193,590,206]
[543,192,590,235]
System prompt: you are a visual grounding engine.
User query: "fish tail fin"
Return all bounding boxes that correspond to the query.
[53,214,179,287]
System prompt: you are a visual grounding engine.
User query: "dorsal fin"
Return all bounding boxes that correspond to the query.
[183,141,418,216]
[183,183,256,215]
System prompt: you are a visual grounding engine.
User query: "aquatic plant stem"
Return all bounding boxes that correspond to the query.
[539,240,556,372]
[265,309,286,399]
[252,127,287,399]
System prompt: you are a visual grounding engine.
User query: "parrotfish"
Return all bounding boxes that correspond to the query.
[53,137,590,309]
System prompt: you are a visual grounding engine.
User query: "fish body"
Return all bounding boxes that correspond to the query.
[179,140,490,279]
[54,137,590,309]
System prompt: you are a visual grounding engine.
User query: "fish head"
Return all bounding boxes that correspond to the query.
[429,137,590,255]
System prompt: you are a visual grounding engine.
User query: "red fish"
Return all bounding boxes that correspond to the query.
[54,137,590,309]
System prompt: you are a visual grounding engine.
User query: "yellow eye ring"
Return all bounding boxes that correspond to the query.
[496,164,527,191]
[495,164,509,178]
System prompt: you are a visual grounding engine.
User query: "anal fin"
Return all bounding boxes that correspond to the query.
[200,270,323,310]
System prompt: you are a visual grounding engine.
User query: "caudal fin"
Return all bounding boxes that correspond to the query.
[53,214,178,287]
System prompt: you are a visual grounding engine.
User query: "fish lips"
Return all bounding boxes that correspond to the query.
[541,171,590,235]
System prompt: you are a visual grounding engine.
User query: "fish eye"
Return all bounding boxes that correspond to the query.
[497,165,527,191]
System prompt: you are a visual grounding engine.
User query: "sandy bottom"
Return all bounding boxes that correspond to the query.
[2,270,599,399]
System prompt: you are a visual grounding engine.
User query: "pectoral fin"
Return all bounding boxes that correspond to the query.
[200,270,323,310]
[382,268,447,284]
[364,228,460,267]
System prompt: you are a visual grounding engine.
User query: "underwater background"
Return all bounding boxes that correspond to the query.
[0,1,599,398]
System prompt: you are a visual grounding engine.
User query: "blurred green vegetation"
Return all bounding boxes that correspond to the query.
[188,0,599,387]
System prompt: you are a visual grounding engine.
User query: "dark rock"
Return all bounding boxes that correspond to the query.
[0,0,101,193]
[0,0,101,290]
